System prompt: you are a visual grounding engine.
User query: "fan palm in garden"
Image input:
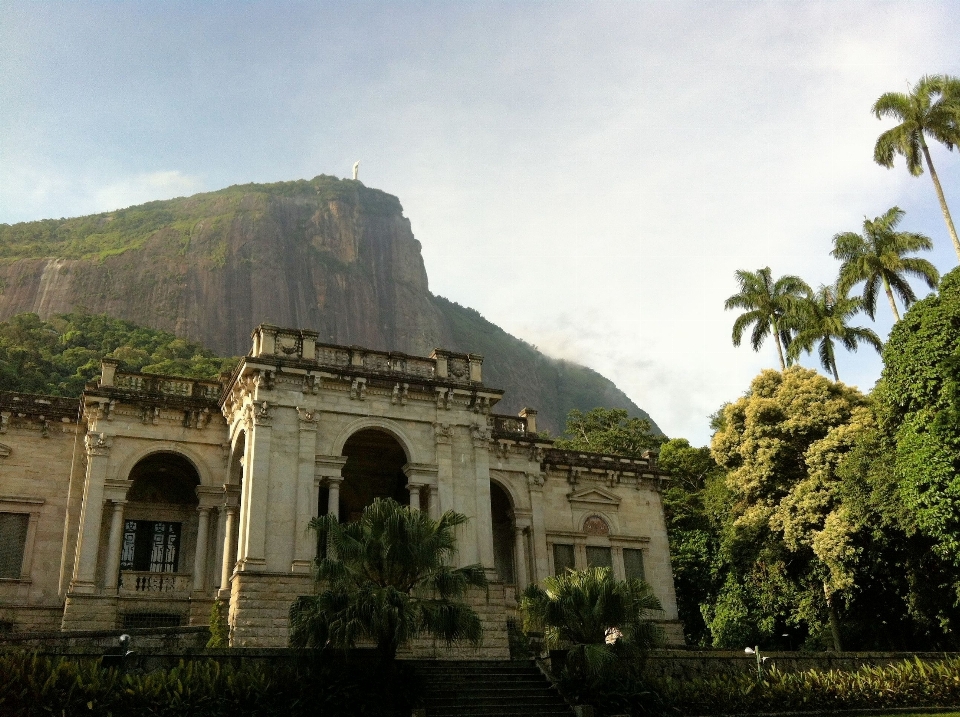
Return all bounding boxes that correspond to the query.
[873,74,960,261]
[725,267,811,370]
[289,498,487,668]
[832,206,940,322]
[519,567,662,678]
[786,283,883,381]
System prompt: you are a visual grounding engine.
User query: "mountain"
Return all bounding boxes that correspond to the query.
[0,176,657,434]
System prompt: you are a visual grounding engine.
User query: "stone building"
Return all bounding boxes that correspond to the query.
[0,324,682,653]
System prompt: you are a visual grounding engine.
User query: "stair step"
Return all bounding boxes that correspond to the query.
[412,660,573,717]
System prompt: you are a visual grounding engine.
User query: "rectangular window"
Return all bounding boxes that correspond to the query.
[0,512,29,579]
[120,521,181,572]
[623,548,645,581]
[552,543,575,575]
[586,546,613,570]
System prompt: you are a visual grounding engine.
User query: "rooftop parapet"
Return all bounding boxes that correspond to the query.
[91,360,222,404]
[250,324,484,385]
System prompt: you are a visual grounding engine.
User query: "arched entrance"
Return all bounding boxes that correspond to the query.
[122,453,200,573]
[337,429,410,523]
[490,482,515,585]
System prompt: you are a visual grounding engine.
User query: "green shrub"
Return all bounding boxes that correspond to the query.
[651,656,960,716]
[0,650,395,716]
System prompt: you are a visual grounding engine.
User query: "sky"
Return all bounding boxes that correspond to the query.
[2,1,960,445]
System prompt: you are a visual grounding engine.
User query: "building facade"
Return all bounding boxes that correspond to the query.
[0,324,682,653]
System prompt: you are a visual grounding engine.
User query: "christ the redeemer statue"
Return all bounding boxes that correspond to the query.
[353,161,360,180]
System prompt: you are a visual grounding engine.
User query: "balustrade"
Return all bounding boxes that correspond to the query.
[118,571,192,595]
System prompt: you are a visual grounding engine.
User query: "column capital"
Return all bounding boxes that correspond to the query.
[402,462,439,484]
[103,479,129,503]
[315,455,347,478]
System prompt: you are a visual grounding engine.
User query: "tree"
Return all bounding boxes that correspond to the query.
[553,407,662,457]
[710,367,871,650]
[786,282,883,381]
[519,567,662,679]
[289,499,488,669]
[657,438,727,646]
[873,74,960,261]
[725,267,811,370]
[832,206,940,322]
[874,266,960,568]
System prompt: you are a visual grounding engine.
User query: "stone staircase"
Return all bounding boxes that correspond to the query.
[411,660,574,716]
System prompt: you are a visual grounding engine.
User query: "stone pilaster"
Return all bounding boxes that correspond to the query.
[471,424,495,571]
[102,500,127,592]
[292,408,319,573]
[527,471,549,582]
[238,406,271,569]
[69,433,112,594]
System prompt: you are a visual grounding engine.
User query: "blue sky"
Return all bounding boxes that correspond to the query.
[2,1,960,444]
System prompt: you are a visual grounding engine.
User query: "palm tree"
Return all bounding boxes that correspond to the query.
[873,74,960,261]
[786,283,883,381]
[519,567,662,679]
[289,498,488,668]
[725,267,812,370]
[832,206,940,322]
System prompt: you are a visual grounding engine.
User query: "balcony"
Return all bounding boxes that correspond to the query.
[118,571,192,596]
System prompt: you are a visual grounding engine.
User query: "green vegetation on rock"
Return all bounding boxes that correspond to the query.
[0,312,236,396]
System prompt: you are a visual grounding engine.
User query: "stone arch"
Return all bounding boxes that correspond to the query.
[489,479,515,585]
[337,428,411,522]
[328,417,421,465]
[227,428,247,486]
[113,443,213,490]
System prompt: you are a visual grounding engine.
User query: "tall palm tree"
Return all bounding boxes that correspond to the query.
[289,498,488,668]
[519,567,662,679]
[725,267,811,370]
[873,74,960,261]
[786,283,883,381]
[832,206,940,322]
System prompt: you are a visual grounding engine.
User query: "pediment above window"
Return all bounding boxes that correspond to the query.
[567,487,620,508]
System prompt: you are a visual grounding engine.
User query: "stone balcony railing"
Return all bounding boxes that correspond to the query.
[101,363,221,401]
[249,324,485,384]
[118,571,192,596]
[492,414,529,436]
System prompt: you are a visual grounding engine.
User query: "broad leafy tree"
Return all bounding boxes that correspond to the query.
[711,368,871,650]
[832,206,940,322]
[289,498,488,668]
[553,407,662,457]
[725,267,811,370]
[873,74,960,261]
[786,283,883,381]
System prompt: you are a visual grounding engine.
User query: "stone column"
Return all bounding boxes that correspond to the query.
[69,433,112,594]
[315,456,347,519]
[513,526,528,590]
[292,409,319,573]
[102,500,127,592]
[428,485,440,520]
[407,483,422,511]
[193,507,212,592]
[327,477,343,519]
[219,505,239,596]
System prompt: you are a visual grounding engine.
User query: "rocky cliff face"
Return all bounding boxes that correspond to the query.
[0,177,655,433]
